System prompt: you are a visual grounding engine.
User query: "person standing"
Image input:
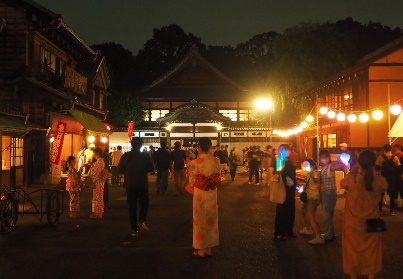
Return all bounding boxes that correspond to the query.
[111,145,124,186]
[341,150,388,279]
[228,149,240,181]
[218,145,228,179]
[153,141,171,194]
[118,138,155,237]
[393,144,403,206]
[319,149,341,242]
[171,141,187,195]
[77,147,85,171]
[289,144,299,168]
[213,145,220,158]
[376,144,400,215]
[248,146,260,185]
[66,156,83,219]
[103,148,111,210]
[187,137,221,258]
[88,148,106,219]
[274,144,297,240]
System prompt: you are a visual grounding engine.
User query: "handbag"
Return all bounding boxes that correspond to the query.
[269,173,286,204]
[83,176,96,189]
[300,177,310,203]
[366,218,386,233]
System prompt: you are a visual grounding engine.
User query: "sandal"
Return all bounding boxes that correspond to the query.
[192,250,206,258]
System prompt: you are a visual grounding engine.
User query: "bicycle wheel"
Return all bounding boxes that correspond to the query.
[46,192,61,227]
[0,195,18,234]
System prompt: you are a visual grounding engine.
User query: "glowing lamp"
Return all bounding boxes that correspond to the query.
[297,126,303,133]
[372,110,383,120]
[336,112,346,122]
[339,152,351,166]
[301,121,308,128]
[106,125,111,131]
[217,125,223,131]
[301,161,311,172]
[319,106,328,115]
[347,114,357,123]
[255,99,272,110]
[101,136,108,143]
[359,113,369,123]
[49,137,55,143]
[390,104,402,116]
[306,115,314,123]
[327,110,336,119]
[88,135,95,143]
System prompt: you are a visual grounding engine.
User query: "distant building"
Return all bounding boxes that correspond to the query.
[0,0,110,185]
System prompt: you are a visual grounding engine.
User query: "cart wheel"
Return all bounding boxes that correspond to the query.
[46,192,61,227]
[0,195,18,234]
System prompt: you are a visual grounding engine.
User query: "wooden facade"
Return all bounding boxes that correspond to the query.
[0,0,110,185]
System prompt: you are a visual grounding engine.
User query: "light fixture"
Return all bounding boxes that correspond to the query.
[344,94,350,100]
[390,104,402,116]
[359,113,369,123]
[372,110,383,120]
[255,98,272,110]
[336,112,346,122]
[217,125,223,131]
[101,136,108,143]
[306,115,314,123]
[297,126,303,132]
[166,125,171,131]
[106,125,111,131]
[319,106,328,115]
[327,110,336,119]
[347,114,357,123]
[49,137,55,143]
[88,135,95,143]
[301,121,308,128]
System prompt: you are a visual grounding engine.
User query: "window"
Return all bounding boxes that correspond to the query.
[99,94,105,110]
[219,110,237,121]
[58,60,65,76]
[40,47,56,72]
[143,110,150,121]
[239,110,250,121]
[11,138,24,166]
[150,110,169,121]
[327,134,337,148]
[319,86,353,112]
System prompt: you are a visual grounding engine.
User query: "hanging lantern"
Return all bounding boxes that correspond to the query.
[372,110,383,120]
[306,115,314,123]
[336,112,346,122]
[347,114,357,123]
[301,121,308,128]
[297,126,303,132]
[359,113,369,123]
[319,106,328,115]
[390,104,402,116]
[88,135,95,143]
[101,136,108,143]
[327,110,336,119]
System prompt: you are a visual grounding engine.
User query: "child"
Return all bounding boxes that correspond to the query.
[66,156,83,219]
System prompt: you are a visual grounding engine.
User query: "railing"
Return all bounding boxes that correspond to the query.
[64,66,87,95]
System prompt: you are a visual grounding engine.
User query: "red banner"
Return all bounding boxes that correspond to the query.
[50,121,67,165]
[128,121,135,142]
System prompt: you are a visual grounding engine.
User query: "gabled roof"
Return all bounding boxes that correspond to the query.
[76,54,110,89]
[139,48,248,100]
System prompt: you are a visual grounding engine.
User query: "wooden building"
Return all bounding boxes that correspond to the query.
[0,0,110,185]
[298,36,403,160]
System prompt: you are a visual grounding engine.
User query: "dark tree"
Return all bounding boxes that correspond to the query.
[107,93,145,127]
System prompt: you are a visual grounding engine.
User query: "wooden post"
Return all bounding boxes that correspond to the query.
[0,130,2,185]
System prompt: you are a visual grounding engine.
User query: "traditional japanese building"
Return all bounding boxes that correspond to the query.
[297,35,403,160]
[0,0,110,185]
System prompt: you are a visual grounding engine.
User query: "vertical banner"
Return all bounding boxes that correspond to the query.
[50,121,67,165]
[127,121,135,142]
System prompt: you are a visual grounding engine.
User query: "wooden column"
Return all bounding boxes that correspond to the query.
[0,130,2,185]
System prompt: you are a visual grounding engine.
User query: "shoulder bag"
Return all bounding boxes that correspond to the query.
[269,173,286,204]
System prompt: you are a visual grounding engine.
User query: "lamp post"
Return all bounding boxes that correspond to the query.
[255,98,273,142]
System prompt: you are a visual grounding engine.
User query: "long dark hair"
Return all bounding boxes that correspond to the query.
[358,150,376,192]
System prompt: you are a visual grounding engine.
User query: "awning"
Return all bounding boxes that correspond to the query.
[69,109,110,134]
[389,113,403,138]
[0,115,30,132]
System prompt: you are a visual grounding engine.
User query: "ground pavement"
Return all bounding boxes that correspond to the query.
[1,168,403,279]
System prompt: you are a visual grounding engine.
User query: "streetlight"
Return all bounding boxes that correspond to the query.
[255,98,273,142]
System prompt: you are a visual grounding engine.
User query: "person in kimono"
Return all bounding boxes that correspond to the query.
[88,147,106,219]
[66,156,83,219]
[186,137,221,258]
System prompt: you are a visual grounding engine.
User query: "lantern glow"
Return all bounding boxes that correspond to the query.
[336,112,346,122]
[390,104,402,116]
[327,110,336,119]
[347,114,357,123]
[319,106,328,115]
[359,113,369,123]
[88,135,95,143]
[306,115,314,123]
[372,110,383,120]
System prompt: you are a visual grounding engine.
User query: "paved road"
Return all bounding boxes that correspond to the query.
[1,169,403,279]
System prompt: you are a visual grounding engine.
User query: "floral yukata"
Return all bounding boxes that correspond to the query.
[66,167,82,212]
[88,158,105,215]
[187,153,221,250]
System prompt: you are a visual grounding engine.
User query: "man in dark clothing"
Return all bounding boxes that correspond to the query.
[256,146,264,180]
[393,144,403,206]
[170,141,187,195]
[248,146,260,185]
[153,141,171,194]
[213,145,221,158]
[219,145,229,177]
[118,138,155,237]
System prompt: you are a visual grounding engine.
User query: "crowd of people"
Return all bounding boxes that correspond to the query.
[63,138,403,278]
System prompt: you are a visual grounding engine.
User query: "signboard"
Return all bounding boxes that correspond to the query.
[230,131,246,137]
[221,131,230,137]
[247,131,266,137]
[140,132,160,138]
[128,121,135,142]
[64,66,87,94]
[50,121,67,165]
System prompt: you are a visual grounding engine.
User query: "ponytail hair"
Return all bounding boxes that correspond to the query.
[358,150,376,192]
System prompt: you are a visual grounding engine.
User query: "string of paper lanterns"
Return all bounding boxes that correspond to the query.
[272,103,402,137]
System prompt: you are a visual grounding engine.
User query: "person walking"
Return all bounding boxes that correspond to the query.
[376,144,400,215]
[66,156,83,219]
[118,138,155,237]
[273,144,297,240]
[341,150,388,279]
[247,146,260,185]
[171,141,187,195]
[87,148,106,219]
[262,145,274,185]
[77,147,85,171]
[228,149,240,181]
[319,149,341,242]
[103,148,111,210]
[218,145,229,179]
[299,159,324,244]
[111,145,124,186]
[393,144,403,206]
[153,141,171,194]
[186,137,221,258]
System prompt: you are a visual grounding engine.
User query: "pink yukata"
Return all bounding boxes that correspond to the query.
[187,153,221,250]
[88,158,105,215]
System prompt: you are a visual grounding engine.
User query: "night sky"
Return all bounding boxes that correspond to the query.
[35,0,403,54]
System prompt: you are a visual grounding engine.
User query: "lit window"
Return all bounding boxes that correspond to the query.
[150,110,169,121]
[239,110,250,121]
[219,110,237,121]
[327,134,337,148]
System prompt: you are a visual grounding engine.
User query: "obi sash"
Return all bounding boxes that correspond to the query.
[194,173,221,191]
